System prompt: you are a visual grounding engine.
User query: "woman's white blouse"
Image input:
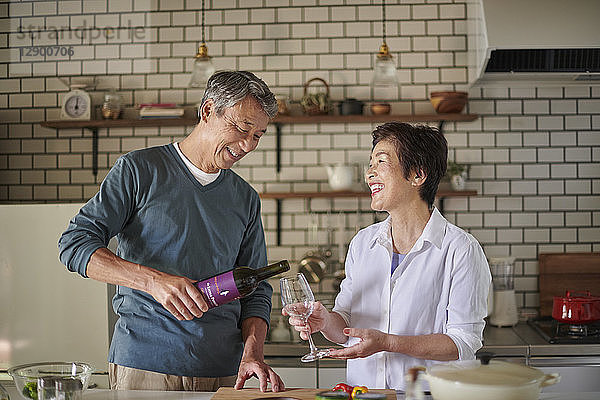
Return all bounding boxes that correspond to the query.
[332,207,491,390]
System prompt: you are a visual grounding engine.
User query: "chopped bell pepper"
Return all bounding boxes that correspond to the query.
[351,386,369,399]
[332,383,353,395]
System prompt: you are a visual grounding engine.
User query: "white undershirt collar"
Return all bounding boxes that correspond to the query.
[173,142,220,186]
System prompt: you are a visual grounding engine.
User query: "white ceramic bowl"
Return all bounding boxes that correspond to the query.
[420,359,559,400]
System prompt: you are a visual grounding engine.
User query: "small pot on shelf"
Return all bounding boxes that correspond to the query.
[326,164,355,191]
[338,98,364,115]
[447,161,467,191]
[450,174,466,191]
[430,91,468,114]
[370,103,391,115]
[269,316,292,343]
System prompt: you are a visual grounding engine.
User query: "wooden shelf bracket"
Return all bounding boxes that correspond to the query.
[275,123,282,173]
[91,127,98,177]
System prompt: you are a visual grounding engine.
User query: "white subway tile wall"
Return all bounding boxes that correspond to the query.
[1,0,599,316]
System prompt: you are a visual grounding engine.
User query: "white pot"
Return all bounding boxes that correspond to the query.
[269,317,292,343]
[450,174,465,190]
[416,356,560,400]
[326,164,355,191]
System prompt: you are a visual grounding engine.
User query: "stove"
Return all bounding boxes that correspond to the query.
[528,317,600,344]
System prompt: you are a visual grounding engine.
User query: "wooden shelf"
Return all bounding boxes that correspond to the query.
[40,118,197,129]
[270,113,478,173]
[40,113,479,204]
[261,190,477,245]
[259,190,477,199]
[274,113,478,124]
[40,113,477,130]
[41,113,479,178]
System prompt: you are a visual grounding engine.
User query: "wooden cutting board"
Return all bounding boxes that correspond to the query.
[538,252,600,316]
[212,387,396,400]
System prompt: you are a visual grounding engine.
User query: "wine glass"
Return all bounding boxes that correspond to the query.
[280,273,330,362]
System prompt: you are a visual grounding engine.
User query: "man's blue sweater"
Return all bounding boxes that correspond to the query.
[58,143,272,377]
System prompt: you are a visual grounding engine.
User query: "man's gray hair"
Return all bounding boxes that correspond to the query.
[199,70,277,119]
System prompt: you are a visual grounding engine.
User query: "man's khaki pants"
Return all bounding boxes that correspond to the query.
[109,363,237,391]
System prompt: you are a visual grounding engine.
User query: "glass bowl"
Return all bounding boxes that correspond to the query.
[7,362,93,400]
[0,382,10,400]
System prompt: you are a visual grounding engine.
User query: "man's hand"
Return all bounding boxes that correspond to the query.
[147,273,208,320]
[235,359,285,392]
[327,328,389,359]
[283,301,328,340]
[236,317,284,392]
[86,248,208,321]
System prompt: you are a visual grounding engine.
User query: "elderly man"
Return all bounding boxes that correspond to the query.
[58,71,284,393]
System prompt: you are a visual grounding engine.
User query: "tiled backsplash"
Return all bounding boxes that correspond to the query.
[1,1,598,317]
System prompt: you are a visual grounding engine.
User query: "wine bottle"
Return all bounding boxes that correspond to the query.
[195,260,290,309]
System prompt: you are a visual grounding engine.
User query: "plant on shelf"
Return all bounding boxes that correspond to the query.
[446,161,467,176]
[446,161,468,191]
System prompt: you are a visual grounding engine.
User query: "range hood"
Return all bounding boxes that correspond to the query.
[467,0,600,85]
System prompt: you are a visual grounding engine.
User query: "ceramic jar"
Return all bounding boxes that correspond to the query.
[101,89,122,119]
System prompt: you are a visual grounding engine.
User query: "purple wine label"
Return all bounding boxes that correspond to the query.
[195,270,241,308]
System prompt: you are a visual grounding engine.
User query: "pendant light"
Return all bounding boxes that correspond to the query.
[189,0,215,89]
[371,0,398,100]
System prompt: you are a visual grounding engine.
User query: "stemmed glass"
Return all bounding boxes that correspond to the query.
[280,273,330,362]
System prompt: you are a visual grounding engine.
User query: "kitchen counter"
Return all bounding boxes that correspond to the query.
[512,323,600,357]
[2,324,598,398]
[488,323,600,357]
[264,322,600,363]
[261,322,600,393]
[3,386,600,400]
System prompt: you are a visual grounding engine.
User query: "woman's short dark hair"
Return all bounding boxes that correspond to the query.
[372,122,448,208]
[199,70,277,120]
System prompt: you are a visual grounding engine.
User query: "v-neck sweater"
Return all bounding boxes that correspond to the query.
[59,143,271,377]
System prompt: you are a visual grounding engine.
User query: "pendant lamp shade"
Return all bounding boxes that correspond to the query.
[371,0,398,100]
[188,0,214,89]
[372,42,397,87]
[189,43,215,89]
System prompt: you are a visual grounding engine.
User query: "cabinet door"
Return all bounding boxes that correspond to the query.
[244,367,317,389]
[318,367,346,389]
[0,204,109,374]
[89,374,109,389]
[530,357,600,393]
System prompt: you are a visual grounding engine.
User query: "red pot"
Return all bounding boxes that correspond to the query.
[552,290,600,324]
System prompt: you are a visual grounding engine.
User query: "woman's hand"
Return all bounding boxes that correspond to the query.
[327,328,389,359]
[282,301,329,340]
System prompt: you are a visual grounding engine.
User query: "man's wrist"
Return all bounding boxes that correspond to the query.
[241,344,264,363]
[241,317,267,362]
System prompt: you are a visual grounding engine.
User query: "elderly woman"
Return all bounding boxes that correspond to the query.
[286,122,491,391]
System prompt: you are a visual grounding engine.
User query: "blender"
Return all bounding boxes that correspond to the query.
[489,257,519,327]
